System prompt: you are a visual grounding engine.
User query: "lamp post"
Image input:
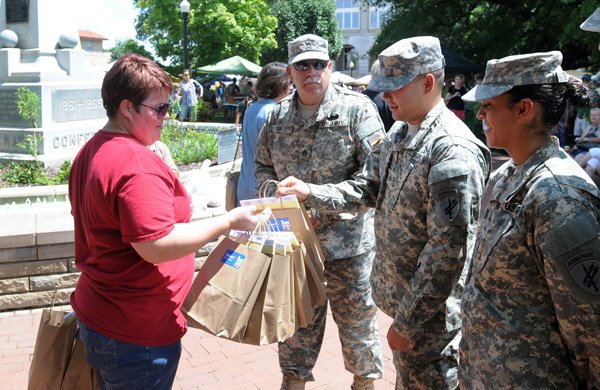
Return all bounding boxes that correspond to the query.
[349,60,355,78]
[180,0,190,71]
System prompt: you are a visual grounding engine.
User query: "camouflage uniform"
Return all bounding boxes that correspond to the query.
[254,83,385,381]
[315,36,490,389]
[308,99,490,389]
[460,140,600,389]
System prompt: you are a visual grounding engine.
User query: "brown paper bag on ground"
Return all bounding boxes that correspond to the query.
[29,310,77,390]
[28,310,100,390]
[182,237,272,341]
[61,332,101,389]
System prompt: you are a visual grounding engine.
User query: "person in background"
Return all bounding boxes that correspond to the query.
[255,34,385,390]
[459,50,600,389]
[234,92,257,132]
[362,60,395,132]
[68,53,269,390]
[148,140,179,178]
[444,74,469,121]
[178,69,198,121]
[571,107,600,157]
[169,84,181,118]
[240,79,253,96]
[278,36,490,389]
[237,62,290,203]
[226,77,241,100]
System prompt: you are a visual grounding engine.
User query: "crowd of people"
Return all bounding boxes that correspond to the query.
[67,7,600,390]
[168,70,256,122]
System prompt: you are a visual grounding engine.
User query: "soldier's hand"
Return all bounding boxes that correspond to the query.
[276,176,311,202]
[387,326,414,352]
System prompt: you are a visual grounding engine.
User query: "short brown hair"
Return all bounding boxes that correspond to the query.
[102,54,172,119]
[256,62,288,99]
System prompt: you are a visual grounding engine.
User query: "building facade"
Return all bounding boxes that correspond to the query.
[334,0,389,78]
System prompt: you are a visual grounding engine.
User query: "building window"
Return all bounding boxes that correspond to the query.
[369,6,388,29]
[336,0,360,30]
[84,40,93,52]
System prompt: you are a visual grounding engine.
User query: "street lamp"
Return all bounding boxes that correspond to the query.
[180,0,190,71]
[349,60,355,78]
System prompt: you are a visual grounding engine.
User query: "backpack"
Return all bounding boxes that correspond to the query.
[193,80,202,97]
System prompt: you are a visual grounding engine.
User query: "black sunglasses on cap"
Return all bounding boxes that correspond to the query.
[138,102,171,118]
[293,60,328,71]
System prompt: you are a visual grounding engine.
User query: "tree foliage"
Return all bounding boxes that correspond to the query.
[262,0,343,64]
[134,0,277,72]
[368,0,599,71]
[110,39,155,62]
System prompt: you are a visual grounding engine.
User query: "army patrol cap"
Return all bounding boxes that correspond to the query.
[462,51,569,102]
[368,36,445,92]
[581,7,600,32]
[288,34,330,64]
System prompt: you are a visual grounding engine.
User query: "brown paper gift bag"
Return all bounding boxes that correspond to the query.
[28,309,100,390]
[182,237,272,341]
[242,250,297,345]
[291,244,315,328]
[61,332,102,389]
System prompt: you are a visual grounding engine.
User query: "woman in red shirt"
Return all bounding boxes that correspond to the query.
[69,53,268,390]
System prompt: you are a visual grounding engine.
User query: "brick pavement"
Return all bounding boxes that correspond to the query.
[0,306,396,390]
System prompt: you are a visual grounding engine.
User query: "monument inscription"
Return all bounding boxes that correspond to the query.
[6,0,29,23]
[0,89,27,126]
[52,89,106,123]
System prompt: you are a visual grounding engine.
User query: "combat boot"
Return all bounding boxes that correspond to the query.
[351,376,375,390]
[280,373,305,390]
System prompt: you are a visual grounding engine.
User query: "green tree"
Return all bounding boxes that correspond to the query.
[110,38,155,62]
[368,0,599,71]
[134,0,277,70]
[262,0,343,63]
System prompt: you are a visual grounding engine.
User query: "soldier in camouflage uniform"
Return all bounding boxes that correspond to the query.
[459,50,600,389]
[254,34,385,390]
[277,36,490,389]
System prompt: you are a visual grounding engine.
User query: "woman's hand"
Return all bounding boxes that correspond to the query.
[276,176,311,201]
[227,205,272,231]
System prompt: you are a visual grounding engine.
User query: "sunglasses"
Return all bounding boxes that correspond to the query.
[138,102,170,118]
[293,60,328,71]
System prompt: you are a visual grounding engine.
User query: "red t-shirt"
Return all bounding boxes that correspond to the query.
[69,130,194,346]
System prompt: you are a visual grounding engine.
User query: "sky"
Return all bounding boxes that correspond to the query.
[74,0,139,49]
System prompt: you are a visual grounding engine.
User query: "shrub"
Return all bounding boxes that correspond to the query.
[53,160,72,185]
[161,120,218,164]
[2,161,50,186]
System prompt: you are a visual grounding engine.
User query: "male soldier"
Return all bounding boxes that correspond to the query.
[254,34,385,390]
[277,36,490,388]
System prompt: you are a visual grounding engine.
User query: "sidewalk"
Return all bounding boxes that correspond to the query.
[0,306,397,390]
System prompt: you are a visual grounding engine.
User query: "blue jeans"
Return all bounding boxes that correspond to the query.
[178,105,192,121]
[77,319,181,390]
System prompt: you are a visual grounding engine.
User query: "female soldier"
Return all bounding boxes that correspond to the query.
[459,51,600,388]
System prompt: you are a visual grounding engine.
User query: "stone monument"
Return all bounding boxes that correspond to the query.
[0,0,106,167]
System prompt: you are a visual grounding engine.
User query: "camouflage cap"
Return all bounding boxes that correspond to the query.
[368,36,445,92]
[581,7,600,32]
[462,51,569,102]
[288,34,330,64]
